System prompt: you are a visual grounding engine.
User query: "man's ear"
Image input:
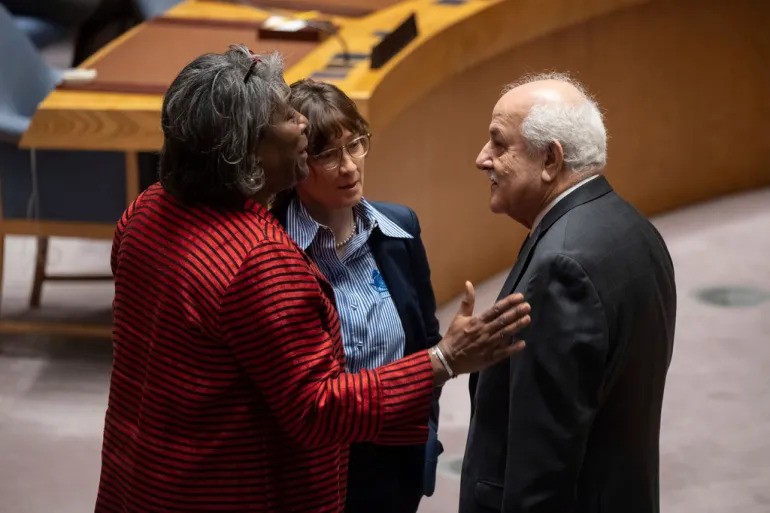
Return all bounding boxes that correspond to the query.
[541,140,564,183]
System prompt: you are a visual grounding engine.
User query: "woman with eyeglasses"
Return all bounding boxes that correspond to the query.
[272,79,448,513]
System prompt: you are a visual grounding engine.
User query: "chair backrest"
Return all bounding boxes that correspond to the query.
[0,5,60,122]
[135,0,182,20]
[13,15,69,49]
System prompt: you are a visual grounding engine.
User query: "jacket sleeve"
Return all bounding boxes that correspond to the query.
[219,240,435,449]
[503,253,608,512]
[407,208,442,350]
[405,209,443,421]
[407,208,445,496]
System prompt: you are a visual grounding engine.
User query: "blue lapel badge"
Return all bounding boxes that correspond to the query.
[371,269,389,296]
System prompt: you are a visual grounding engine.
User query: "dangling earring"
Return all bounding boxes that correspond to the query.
[250,160,263,185]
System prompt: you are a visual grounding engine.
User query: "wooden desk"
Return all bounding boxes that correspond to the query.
[19,0,770,308]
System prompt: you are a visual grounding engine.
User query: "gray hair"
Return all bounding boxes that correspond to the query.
[503,72,607,173]
[160,45,290,206]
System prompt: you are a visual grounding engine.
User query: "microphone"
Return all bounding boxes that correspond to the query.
[305,18,350,68]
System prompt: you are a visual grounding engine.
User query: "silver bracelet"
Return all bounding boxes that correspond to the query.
[431,345,456,379]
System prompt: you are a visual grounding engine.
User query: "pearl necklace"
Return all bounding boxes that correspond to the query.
[335,221,356,249]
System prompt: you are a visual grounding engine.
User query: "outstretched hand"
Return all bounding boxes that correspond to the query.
[438,281,530,376]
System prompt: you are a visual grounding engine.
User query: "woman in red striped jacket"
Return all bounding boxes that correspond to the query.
[95,45,531,513]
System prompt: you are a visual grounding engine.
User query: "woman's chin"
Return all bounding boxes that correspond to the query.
[333,193,362,210]
[295,161,310,182]
[344,186,363,205]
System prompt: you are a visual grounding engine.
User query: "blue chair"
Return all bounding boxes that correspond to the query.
[134,0,182,20]
[0,4,155,324]
[13,15,70,49]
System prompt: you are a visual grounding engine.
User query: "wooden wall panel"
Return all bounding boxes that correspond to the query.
[364,0,770,302]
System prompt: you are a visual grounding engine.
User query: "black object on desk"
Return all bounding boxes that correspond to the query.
[370,12,418,69]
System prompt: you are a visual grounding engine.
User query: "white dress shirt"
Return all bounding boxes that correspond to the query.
[530,174,601,234]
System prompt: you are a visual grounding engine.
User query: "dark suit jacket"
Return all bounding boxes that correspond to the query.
[461,176,676,513]
[273,198,443,513]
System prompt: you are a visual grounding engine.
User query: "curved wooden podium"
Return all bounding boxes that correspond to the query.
[19,0,770,306]
[351,0,770,301]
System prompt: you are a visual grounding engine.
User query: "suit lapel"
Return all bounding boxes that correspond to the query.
[496,228,541,299]
[369,230,421,355]
[496,176,614,299]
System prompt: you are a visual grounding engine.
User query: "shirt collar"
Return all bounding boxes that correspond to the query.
[285,196,320,250]
[530,174,600,233]
[285,196,412,250]
[357,199,413,240]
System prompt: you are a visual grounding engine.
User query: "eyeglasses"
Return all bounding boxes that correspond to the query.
[311,133,371,171]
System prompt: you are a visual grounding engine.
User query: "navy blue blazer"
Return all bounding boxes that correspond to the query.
[272,198,444,506]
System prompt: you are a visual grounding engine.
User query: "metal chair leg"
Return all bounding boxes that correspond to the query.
[0,232,5,316]
[29,236,48,308]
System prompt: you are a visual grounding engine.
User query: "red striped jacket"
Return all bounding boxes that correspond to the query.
[95,183,434,512]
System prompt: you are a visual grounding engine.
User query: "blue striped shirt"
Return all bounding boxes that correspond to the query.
[285,197,412,372]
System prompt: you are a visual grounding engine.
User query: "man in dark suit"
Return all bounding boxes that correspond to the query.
[460,74,676,513]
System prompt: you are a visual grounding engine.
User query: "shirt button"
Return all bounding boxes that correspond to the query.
[351,302,358,310]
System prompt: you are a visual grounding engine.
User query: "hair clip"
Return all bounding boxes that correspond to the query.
[244,54,261,83]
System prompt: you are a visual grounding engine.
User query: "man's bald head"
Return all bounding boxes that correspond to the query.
[497,73,607,173]
[504,75,589,106]
[476,73,607,226]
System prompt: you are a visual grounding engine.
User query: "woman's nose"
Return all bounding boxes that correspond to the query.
[339,152,357,174]
[297,112,308,133]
